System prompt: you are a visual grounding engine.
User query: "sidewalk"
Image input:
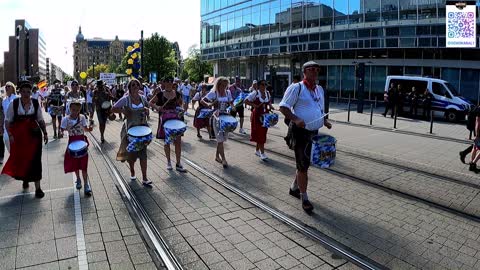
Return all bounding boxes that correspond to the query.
[0,135,158,270]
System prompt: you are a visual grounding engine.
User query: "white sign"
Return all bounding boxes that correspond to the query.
[446,5,477,48]
[100,73,116,85]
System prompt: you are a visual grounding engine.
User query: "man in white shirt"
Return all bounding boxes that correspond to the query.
[180,79,192,116]
[279,61,332,214]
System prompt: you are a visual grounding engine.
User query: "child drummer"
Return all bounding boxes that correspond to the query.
[60,100,93,196]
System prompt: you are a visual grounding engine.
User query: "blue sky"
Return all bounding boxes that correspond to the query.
[0,0,200,74]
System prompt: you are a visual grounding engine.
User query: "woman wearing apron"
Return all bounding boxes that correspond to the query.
[112,79,152,187]
[245,80,275,161]
[149,83,187,172]
[201,77,234,168]
[193,84,213,139]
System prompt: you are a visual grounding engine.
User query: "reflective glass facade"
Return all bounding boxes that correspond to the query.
[201,0,480,102]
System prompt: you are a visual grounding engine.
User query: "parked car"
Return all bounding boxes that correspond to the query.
[384,76,473,121]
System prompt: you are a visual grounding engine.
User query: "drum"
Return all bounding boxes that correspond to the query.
[198,108,214,119]
[233,92,249,107]
[127,126,153,152]
[101,101,112,110]
[176,106,184,118]
[163,120,187,144]
[68,140,88,158]
[310,135,336,168]
[218,115,238,133]
[260,113,279,128]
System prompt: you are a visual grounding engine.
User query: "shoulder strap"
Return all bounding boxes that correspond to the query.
[292,83,302,108]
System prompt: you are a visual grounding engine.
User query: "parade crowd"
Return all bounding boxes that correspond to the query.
[2,60,480,214]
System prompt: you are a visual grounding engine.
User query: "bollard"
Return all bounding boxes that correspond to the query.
[429,110,434,134]
[393,105,398,129]
[347,102,351,122]
[370,104,373,125]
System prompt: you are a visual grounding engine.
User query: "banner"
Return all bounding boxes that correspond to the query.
[100,73,117,85]
[446,4,477,48]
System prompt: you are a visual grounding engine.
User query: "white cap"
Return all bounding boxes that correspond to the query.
[253,80,257,84]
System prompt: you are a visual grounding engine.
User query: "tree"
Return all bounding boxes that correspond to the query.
[143,33,177,81]
[183,45,213,83]
[116,53,130,74]
[63,74,74,84]
[86,64,109,79]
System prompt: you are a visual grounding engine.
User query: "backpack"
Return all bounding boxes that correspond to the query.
[283,83,302,126]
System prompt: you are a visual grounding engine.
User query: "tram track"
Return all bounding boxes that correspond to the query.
[87,131,184,270]
[215,129,480,222]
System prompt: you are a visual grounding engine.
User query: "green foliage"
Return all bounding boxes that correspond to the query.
[86,64,109,79]
[63,74,74,84]
[116,53,130,74]
[143,33,177,81]
[183,46,213,83]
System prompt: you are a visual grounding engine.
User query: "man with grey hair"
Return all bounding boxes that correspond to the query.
[279,61,332,214]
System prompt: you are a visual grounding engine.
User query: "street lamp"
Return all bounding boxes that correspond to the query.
[16,25,22,84]
[93,61,96,79]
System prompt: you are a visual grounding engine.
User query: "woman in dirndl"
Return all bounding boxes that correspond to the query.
[149,82,187,173]
[245,80,274,161]
[201,77,234,168]
[2,81,48,198]
[193,84,212,139]
[112,79,152,187]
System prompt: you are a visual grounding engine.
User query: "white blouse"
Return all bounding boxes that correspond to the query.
[6,98,44,123]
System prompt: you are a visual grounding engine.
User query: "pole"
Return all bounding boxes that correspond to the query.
[337,92,339,104]
[25,31,29,77]
[140,30,144,78]
[16,26,20,84]
[347,102,351,122]
[429,110,434,134]
[394,105,398,129]
[370,104,373,125]
[93,62,96,79]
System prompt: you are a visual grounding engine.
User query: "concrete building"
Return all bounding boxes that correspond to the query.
[73,26,136,79]
[201,0,480,102]
[0,63,4,86]
[3,19,47,84]
[50,62,67,84]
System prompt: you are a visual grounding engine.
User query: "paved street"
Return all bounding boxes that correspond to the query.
[1,106,480,270]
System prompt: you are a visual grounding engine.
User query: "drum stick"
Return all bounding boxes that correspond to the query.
[305,113,329,126]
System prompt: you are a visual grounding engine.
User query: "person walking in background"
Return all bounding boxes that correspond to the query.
[92,80,113,143]
[382,83,396,118]
[229,77,248,134]
[47,79,65,138]
[423,88,432,120]
[279,61,332,214]
[193,84,213,139]
[2,81,48,198]
[1,82,17,156]
[409,86,419,117]
[460,105,480,170]
[86,83,95,124]
[180,80,192,116]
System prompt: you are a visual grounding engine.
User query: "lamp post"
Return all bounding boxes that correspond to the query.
[93,61,96,79]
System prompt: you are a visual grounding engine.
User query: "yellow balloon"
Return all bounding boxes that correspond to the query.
[131,53,137,59]
[127,59,134,65]
[80,72,87,79]
[127,46,133,52]
[126,69,132,75]
[134,43,140,49]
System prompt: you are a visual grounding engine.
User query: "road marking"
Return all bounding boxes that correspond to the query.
[72,175,88,270]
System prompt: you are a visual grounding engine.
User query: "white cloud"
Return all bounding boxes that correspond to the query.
[0,0,200,74]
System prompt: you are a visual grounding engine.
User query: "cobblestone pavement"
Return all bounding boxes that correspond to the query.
[93,112,480,270]
[0,122,160,269]
[95,119,347,270]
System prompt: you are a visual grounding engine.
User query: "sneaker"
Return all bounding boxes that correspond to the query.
[130,176,137,181]
[459,151,466,164]
[142,180,153,187]
[260,153,268,160]
[255,150,261,157]
[84,184,92,196]
[289,188,300,199]
[75,179,82,190]
[302,200,314,214]
[239,128,247,135]
[35,188,45,198]
[167,163,173,170]
[176,164,187,173]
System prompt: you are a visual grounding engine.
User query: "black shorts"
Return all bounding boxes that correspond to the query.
[230,105,244,118]
[97,109,108,125]
[291,126,318,172]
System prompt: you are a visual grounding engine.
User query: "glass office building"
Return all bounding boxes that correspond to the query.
[200,0,480,102]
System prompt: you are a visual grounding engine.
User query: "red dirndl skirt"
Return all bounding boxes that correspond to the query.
[193,107,209,129]
[250,107,268,144]
[64,135,89,173]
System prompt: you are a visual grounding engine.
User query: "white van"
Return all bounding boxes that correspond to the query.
[384,76,473,121]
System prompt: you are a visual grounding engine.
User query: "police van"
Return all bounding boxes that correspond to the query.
[384,76,473,121]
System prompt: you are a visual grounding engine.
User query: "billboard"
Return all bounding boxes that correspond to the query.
[99,73,116,85]
[446,4,477,48]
